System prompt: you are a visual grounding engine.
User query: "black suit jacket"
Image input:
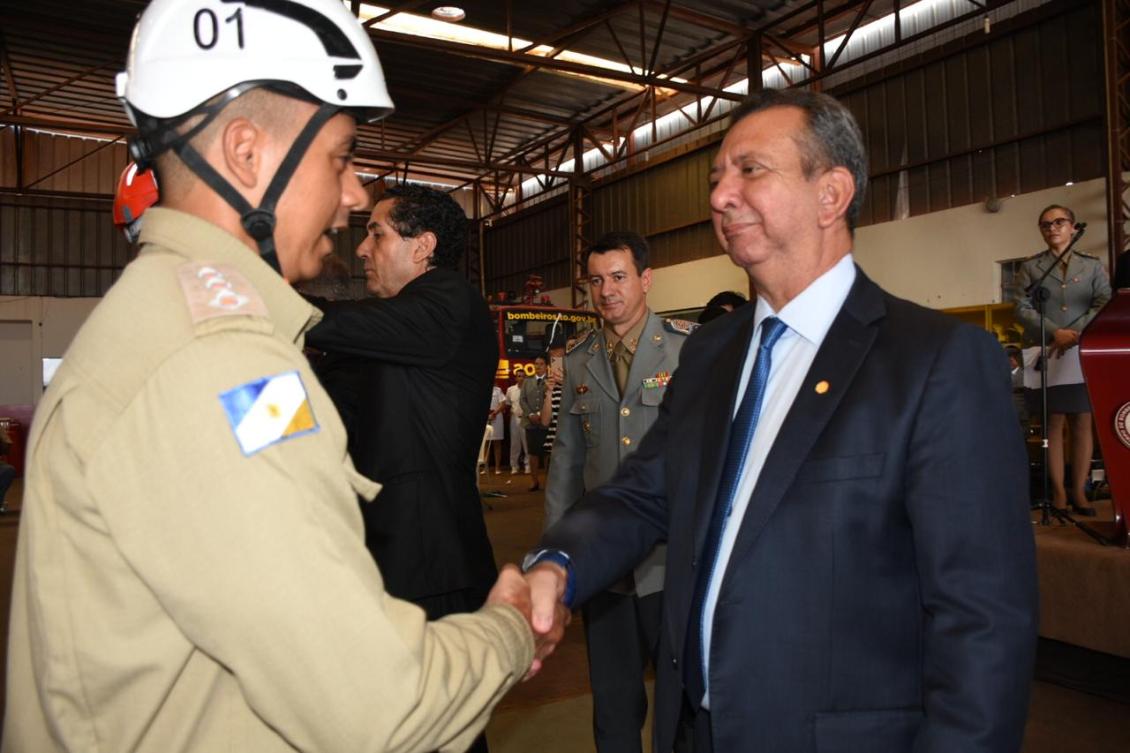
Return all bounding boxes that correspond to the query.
[542,268,1038,753]
[307,268,499,603]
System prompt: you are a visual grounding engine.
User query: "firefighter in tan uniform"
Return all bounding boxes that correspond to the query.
[2,2,562,751]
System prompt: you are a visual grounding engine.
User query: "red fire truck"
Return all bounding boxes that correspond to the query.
[490,304,600,388]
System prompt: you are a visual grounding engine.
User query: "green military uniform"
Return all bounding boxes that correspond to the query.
[544,310,692,596]
[1013,249,1112,346]
[3,208,533,753]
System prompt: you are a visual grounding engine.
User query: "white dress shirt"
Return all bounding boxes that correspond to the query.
[701,254,856,708]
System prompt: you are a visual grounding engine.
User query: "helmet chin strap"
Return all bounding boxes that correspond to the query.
[167,102,340,274]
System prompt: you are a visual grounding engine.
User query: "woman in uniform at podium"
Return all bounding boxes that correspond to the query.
[1013,204,1112,515]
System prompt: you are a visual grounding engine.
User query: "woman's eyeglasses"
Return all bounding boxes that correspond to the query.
[1038,217,1072,231]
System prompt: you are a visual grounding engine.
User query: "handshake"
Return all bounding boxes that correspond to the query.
[484,562,572,680]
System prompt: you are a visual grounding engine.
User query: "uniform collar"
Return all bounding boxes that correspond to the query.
[138,207,322,344]
[602,309,650,355]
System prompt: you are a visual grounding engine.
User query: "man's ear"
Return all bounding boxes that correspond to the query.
[413,231,438,266]
[640,266,653,293]
[220,117,265,190]
[816,166,855,228]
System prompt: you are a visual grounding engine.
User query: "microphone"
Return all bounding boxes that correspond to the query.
[1075,222,1087,231]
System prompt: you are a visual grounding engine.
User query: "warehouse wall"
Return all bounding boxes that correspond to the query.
[544,177,1108,315]
[0,296,100,407]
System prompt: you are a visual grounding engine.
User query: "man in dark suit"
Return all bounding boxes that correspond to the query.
[523,90,1038,753]
[306,184,498,634]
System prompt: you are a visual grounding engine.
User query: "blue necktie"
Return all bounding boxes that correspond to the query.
[685,316,787,705]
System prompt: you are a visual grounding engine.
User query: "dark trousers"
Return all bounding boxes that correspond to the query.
[0,462,15,507]
[416,587,491,753]
[582,589,663,753]
[674,699,713,753]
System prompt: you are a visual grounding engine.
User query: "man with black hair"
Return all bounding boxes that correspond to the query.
[539,230,694,753]
[306,185,499,643]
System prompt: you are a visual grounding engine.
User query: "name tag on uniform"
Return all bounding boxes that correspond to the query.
[219,370,319,456]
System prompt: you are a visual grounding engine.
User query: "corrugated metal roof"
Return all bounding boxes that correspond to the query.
[1,0,1032,196]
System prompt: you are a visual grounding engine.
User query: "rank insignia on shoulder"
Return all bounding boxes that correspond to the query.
[567,329,595,354]
[663,318,699,336]
[220,370,319,456]
[178,262,268,326]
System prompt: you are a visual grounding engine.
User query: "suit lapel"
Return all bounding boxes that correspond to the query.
[692,306,757,556]
[723,270,886,574]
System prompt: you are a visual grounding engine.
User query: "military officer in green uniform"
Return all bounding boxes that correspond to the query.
[543,231,694,753]
[1013,203,1112,515]
[3,3,563,752]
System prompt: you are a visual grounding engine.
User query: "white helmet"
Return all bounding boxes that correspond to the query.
[117,0,393,124]
[115,0,394,274]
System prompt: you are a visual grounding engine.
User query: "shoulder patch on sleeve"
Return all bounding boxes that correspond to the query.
[664,318,699,336]
[219,370,319,456]
[178,262,269,326]
[567,328,595,354]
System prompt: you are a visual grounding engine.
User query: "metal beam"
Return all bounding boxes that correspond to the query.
[0,112,132,136]
[0,30,20,109]
[641,0,757,37]
[365,2,637,169]
[354,146,576,179]
[365,28,745,101]
[360,0,436,28]
[0,58,115,117]
[1102,0,1130,271]
[25,135,123,189]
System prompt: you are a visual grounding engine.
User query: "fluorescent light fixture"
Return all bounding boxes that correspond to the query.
[351,2,684,93]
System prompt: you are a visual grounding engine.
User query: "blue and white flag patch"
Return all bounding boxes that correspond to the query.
[219,370,319,456]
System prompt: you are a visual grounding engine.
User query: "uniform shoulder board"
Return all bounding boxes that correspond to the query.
[664,318,699,336]
[177,262,269,328]
[1077,250,1100,260]
[566,328,596,354]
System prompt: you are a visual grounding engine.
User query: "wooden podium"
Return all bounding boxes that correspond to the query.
[1080,289,1130,545]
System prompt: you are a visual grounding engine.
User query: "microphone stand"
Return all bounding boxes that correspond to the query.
[1028,224,1109,545]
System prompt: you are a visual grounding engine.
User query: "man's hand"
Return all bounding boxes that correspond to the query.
[524,562,570,680]
[1052,327,1079,355]
[485,564,569,680]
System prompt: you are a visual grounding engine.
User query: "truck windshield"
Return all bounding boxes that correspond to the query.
[502,310,599,359]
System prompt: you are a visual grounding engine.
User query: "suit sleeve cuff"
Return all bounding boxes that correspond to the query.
[522,548,576,608]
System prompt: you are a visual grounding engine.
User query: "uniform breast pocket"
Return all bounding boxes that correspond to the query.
[639,386,665,407]
[570,400,601,448]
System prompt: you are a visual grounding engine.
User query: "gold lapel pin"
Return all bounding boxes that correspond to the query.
[814,380,830,394]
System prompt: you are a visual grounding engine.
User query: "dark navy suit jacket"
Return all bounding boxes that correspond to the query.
[542,268,1038,753]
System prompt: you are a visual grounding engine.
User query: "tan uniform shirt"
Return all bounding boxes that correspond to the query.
[3,208,533,753]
